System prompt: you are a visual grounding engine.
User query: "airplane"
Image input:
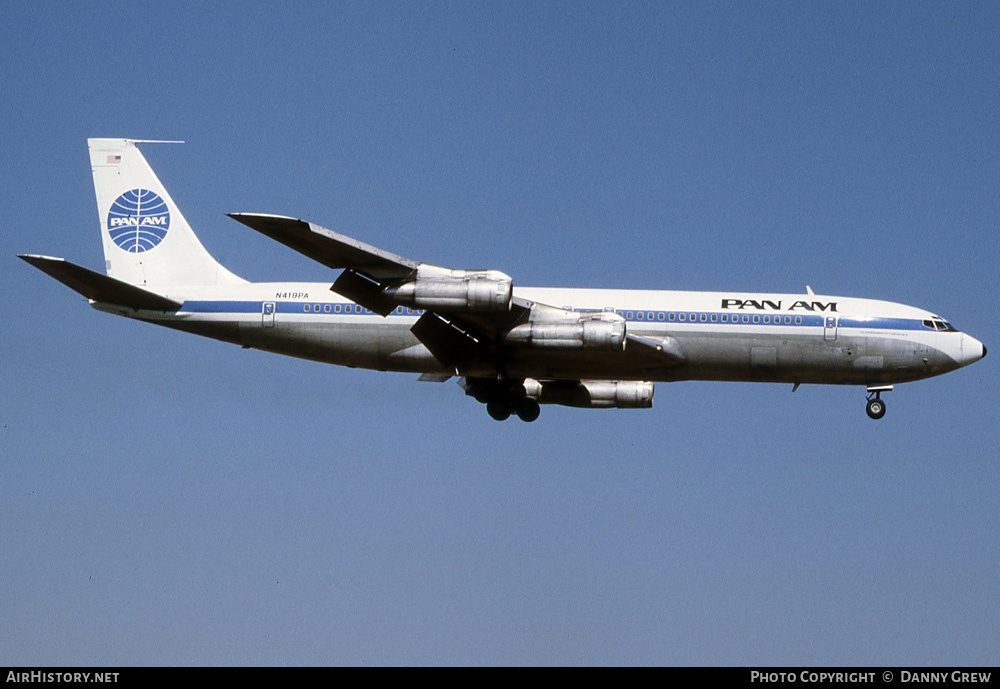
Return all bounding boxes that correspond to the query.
[19,138,986,422]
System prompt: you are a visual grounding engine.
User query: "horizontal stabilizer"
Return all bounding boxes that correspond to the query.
[228,213,418,281]
[18,255,181,311]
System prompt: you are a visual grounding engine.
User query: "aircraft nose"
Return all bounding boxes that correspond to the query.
[961,334,987,367]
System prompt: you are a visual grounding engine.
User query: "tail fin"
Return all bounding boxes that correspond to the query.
[88,138,245,289]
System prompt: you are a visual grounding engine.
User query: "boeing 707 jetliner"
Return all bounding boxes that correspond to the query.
[20,139,986,421]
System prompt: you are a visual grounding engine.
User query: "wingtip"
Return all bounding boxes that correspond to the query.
[227,212,303,228]
[18,253,65,264]
[228,212,299,220]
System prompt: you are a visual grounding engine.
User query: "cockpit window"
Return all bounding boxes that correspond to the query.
[922,318,958,332]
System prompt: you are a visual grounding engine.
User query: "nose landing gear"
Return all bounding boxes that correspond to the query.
[865,384,892,420]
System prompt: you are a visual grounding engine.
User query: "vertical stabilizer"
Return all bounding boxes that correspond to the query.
[88,138,245,288]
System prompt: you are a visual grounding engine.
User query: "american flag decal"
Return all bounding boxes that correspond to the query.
[106,155,121,164]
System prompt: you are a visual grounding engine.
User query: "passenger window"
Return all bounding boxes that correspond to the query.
[627,311,634,320]
[711,314,717,322]
[304,304,310,312]
[679,313,686,322]
[669,313,676,321]
[334,304,341,313]
[795,316,802,324]
[637,312,644,320]
[658,312,665,321]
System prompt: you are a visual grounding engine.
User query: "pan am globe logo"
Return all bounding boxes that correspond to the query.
[107,188,171,253]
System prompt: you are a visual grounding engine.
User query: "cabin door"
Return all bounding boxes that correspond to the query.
[823,316,838,342]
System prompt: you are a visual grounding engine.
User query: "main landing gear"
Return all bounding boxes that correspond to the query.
[487,397,541,422]
[466,378,541,422]
[865,385,892,420]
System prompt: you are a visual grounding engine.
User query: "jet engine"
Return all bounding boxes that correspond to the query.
[504,313,626,350]
[522,379,654,408]
[386,270,513,313]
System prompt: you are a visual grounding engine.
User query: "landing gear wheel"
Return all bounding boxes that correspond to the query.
[866,397,886,420]
[486,399,512,421]
[515,398,541,422]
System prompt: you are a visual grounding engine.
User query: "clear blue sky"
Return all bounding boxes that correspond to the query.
[2,1,997,666]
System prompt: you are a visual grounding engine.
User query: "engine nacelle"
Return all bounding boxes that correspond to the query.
[522,379,654,409]
[504,314,626,350]
[387,271,513,313]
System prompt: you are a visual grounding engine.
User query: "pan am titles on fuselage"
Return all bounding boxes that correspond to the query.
[18,139,987,421]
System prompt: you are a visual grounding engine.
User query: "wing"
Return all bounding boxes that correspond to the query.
[228,213,683,372]
[226,213,418,280]
[229,213,533,367]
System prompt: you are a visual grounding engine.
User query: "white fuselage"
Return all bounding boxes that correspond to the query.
[98,282,984,388]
